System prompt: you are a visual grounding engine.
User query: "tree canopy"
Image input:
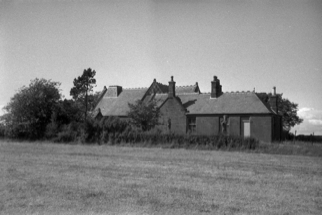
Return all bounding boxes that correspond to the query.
[70,68,96,121]
[2,78,61,139]
[257,93,303,131]
[127,100,161,131]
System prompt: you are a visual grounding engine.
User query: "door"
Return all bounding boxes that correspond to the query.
[242,119,250,138]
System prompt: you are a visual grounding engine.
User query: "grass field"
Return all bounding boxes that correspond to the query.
[1,141,322,215]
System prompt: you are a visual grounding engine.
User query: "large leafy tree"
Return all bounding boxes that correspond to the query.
[70,68,96,121]
[3,78,61,139]
[127,100,161,131]
[257,93,303,131]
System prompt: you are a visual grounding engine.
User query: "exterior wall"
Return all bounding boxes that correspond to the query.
[196,116,219,135]
[250,116,272,142]
[229,116,240,136]
[159,98,186,134]
[273,115,282,141]
[193,115,274,142]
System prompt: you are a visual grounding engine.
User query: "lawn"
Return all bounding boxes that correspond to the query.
[1,141,321,215]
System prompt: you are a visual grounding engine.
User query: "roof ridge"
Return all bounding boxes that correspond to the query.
[176,92,200,95]
[123,87,148,90]
[224,91,254,94]
[176,85,196,88]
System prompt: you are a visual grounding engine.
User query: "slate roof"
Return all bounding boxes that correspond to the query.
[150,92,272,114]
[153,82,200,94]
[95,88,147,116]
[178,92,273,114]
[93,83,273,117]
[176,84,200,94]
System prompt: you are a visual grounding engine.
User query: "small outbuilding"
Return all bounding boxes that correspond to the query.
[93,76,282,142]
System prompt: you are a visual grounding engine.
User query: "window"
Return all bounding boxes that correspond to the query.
[188,117,196,133]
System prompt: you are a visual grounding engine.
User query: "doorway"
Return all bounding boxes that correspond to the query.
[241,118,250,138]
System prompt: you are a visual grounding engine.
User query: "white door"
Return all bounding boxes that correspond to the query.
[243,121,250,137]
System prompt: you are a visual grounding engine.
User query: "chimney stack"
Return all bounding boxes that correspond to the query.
[272,86,276,96]
[269,86,278,114]
[211,76,222,98]
[106,86,122,98]
[168,76,176,98]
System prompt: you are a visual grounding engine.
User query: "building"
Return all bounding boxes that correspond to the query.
[92,76,282,142]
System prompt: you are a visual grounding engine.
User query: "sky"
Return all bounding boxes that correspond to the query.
[1,0,322,135]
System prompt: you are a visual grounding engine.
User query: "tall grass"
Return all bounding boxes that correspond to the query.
[111,131,259,151]
[44,117,322,156]
[50,117,259,151]
[257,141,322,157]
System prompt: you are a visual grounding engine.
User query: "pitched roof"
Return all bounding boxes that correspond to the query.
[145,81,200,95]
[178,92,273,114]
[176,84,200,94]
[134,91,272,114]
[95,88,147,116]
[93,81,273,117]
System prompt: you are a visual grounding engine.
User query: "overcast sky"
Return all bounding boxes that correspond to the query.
[1,0,322,135]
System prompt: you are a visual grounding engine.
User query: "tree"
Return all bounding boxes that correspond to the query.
[278,96,303,131]
[257,93,303,131]
[3,78,61,139]
[70,68,96,121]
[44,99,83,139]
[127,99,161,131]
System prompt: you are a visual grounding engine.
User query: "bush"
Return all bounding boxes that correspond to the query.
[47,115,260,152]
[109,130,259,151]
[54,122,82,143]
[45,121,59,139]
[99,116,128,144]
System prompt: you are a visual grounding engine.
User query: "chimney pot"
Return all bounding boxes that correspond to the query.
[153,78,156,82]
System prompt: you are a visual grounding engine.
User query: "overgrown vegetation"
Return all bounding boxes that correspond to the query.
[0,67,315,157]
[127,99,161,131]
[50,116,259,151]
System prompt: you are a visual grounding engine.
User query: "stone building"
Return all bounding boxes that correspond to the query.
[93,76,282,142]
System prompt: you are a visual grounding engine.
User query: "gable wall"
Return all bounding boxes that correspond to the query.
[159,98,186,134]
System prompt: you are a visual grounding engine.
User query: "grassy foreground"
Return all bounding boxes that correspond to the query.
[1,141,321,215]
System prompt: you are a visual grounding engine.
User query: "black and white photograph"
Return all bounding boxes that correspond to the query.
[1,0,321,214]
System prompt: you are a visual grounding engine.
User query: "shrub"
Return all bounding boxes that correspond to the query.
[48,115,260,152]
[45,121,59,139]
[54,122,82,143]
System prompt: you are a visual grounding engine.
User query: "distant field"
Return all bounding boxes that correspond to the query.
[1,141,321,215]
